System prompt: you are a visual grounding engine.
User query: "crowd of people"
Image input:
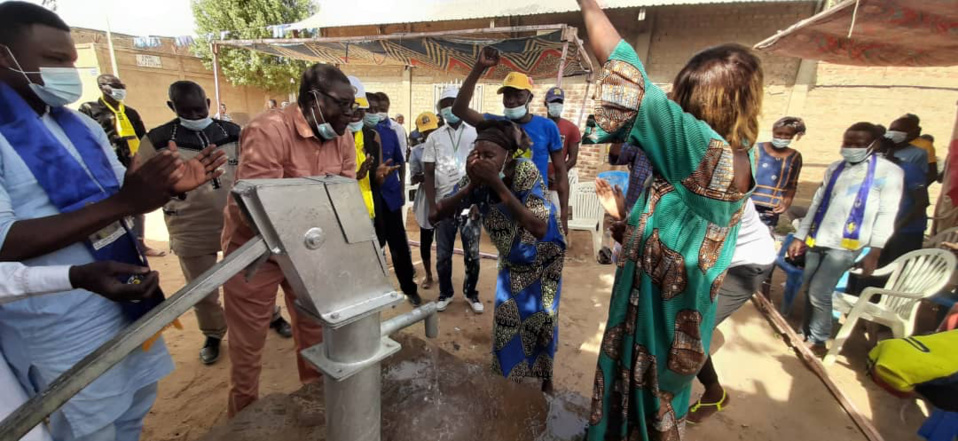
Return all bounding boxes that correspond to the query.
[0,1,949,440]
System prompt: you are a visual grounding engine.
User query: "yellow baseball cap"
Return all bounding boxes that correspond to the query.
[416,111,439,132]
[497,72,534,94]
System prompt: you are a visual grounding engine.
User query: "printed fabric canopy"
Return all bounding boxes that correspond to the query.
[214,26,591,80]
[754,0,958,67]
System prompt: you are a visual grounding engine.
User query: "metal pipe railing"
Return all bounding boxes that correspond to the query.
[0,237,270,441]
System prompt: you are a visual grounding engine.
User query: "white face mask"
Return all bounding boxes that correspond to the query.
[308,91,338,140]
[348,120,364,133]
[179,117,213,131]
[4,46,82,107]
[884,130,908,144]
[503,104,528,120]
[840,140,875,164]
[107,87,127,102]
[770,138,791,149]
[547,102,564,118]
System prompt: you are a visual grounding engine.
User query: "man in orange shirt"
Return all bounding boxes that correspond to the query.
[220,63,357,416]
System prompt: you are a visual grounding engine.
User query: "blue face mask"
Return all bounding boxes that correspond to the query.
[348,120,364,133]
[547,103,564,118]
[5,46,82,107]
[180,117,213,131]
[503,104,528,121]
[440,107,460,125]
[364,112,382,128]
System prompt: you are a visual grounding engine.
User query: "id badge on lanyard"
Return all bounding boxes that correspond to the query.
[86,217,162,320]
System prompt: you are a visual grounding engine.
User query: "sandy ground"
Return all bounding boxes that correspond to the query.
[137,209,929,441]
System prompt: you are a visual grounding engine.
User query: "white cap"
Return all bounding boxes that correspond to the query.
[347,75,369,109]
[439,86,459,102]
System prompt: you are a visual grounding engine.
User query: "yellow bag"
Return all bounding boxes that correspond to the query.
[867,330,958,393]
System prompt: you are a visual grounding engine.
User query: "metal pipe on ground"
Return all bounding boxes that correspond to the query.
[407,240,498,260]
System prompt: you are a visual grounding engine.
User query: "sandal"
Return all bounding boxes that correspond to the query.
[687,388,729,424]
[421,278,433,290]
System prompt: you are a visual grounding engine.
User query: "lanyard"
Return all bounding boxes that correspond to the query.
[447,125,465,168]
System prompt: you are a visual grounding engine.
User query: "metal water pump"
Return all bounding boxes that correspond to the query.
[0,176,438,441]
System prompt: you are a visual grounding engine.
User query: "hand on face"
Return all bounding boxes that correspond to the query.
[467,151,501,186]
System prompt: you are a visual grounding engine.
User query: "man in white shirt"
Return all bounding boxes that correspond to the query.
[687,200,776,423]
[0,3,224,439]
[0,261,159,441]
[423,86,482,313]
[788,122,903,356]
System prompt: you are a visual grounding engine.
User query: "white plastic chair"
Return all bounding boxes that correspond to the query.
[924,226,958,248]
[568,181,604,260]
[824,249,957,365]
[567,168,580,213]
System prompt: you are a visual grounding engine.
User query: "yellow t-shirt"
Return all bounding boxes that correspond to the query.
[912,137,937,164]
[354,131,375,218]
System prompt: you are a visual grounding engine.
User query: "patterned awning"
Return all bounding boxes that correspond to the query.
[215,26,592,80]
[754,0,958,67]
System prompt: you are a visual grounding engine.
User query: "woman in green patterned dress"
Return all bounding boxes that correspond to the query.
[577,0,764,439]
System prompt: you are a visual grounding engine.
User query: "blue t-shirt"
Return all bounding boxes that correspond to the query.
[893,145,929,176]
[375,120,405,211]
[897,161,928,234]
[483,113,561,182]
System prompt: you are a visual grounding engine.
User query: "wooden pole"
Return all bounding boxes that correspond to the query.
[557,41,569,87]
[750,292,886,441]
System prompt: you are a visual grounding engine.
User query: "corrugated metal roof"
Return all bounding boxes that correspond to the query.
[292,0,812,30]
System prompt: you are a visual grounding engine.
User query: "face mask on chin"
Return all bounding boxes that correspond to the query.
[4,45,82,107]
[308,91,337,140]
[179,117,213,131]
[348,120,364,133]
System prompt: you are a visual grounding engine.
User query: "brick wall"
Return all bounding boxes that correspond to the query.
[69,28,283,129]
[788,63,958,205]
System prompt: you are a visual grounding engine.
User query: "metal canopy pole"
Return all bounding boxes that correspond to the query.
[211,42,222,112]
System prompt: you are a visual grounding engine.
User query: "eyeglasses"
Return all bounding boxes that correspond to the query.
[314,89,359,113]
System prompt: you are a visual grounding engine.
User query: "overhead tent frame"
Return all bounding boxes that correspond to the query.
[210,24,595,126]
[753,0,958,67]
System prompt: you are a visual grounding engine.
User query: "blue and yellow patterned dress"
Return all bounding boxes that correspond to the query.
[585,41,753,440]
[459,158,566,381]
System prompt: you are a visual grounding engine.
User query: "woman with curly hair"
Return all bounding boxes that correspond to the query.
[430,119,566,393]
[577,0,762,438]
